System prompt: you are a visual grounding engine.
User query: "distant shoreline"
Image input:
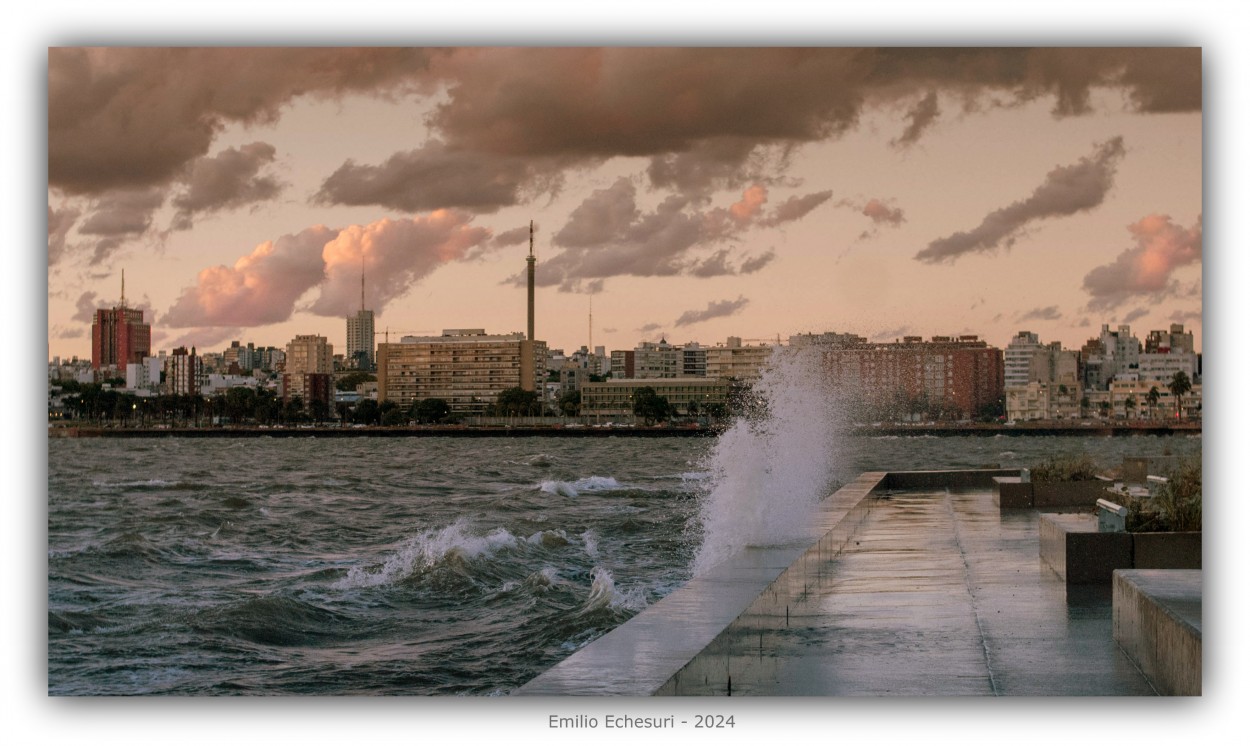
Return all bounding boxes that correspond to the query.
[49,423,1201,438]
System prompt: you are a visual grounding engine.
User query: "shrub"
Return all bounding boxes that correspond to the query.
[1126,457,1201,533]
[1030,454,1102,483]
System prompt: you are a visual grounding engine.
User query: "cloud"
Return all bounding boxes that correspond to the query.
[315,141,563,214]
[164,225,337,328]
[77,187,167,265]
[49,48,438,195]
[164,212,492,328]
[48,205,80,266]
[861,198,907,227]
[170,142,285,230]
[539,180,816,290]
[916,137,1126,263]
[675,296,750,327]
[1169,309,1202,324]
[1017,305,1063,322]
[638,322,664,334]
[892,90,940,148]
[739,250,777,274]
[759,191,834,227]
[50,48,1199,204]
[1083,214,1202,310]
[309,211,492,317]
[491,225,533,248]
[53,325,85,339]
[1121,308,1150,325]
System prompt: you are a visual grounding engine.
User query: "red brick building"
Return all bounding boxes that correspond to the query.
[91,305,151,370]
[811,334,1004,420]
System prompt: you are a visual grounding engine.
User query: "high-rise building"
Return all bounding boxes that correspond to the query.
[1004,331,1044,389]
[347,309,375,370]
[166,346,204,395]
[283,334,333,403]
[90,273,151,370]
[346,265,375,370]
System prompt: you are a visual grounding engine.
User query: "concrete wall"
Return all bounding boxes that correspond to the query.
[884,468,1018,491]
[514,471,888,696]
[1113,570,1201,695]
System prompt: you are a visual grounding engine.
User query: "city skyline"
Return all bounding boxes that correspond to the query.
[48,48,1202,361]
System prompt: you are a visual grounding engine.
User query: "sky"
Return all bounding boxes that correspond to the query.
[47,46,1203,362]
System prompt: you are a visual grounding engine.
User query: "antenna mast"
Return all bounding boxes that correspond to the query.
[120,269,125,309]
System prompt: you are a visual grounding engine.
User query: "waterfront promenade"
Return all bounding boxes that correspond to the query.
[518,471,1186,696]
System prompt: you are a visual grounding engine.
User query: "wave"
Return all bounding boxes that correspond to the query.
[332,519,519,590]
[580,567,647,614]
[193,596,356,646]
[538,476,624,497]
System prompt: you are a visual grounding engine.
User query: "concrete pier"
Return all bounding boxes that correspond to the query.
[517,470,1192,696]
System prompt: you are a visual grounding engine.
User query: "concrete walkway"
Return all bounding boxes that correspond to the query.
[518,480,1163,696]
[745,488,1157,695]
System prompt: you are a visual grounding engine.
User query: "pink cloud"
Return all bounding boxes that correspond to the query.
[163,226,339,327]
[1083,214,1202,309]
[310,211,491,317]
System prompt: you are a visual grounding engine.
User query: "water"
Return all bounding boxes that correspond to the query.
[48,431,1198,696]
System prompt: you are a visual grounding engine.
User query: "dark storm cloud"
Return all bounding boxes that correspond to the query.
[915,137,1126,263]
[315,141,564,213]
[170,143,285,230]
[1083,214,1202,310]
[49,47,438,195]
[675,296,750,327]
[50,48,1199,202]
[892,90,940,148]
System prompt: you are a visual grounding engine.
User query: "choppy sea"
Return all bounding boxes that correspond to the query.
[47,432,1199,695]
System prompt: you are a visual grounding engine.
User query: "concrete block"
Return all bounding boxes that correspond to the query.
[993,476,1033,509]
[1133,532,1202,569]
[1039,513,1132,584]
[1113,569,1201,695]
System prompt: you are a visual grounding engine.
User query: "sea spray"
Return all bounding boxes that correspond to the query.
[692,346,844,575]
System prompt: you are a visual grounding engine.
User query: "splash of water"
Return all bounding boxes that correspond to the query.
[691,345,844,575]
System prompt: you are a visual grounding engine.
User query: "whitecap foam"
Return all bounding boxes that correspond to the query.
[333,519,518,589]
[538,476,624,497]
[580,529,599,558]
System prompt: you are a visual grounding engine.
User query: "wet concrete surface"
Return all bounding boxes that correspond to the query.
[519,483,1163,696]
[760,489,1157,695]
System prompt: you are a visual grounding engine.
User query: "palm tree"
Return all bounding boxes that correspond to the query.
[1168,371,1193,420]
[1146,386,1160,420]
[1124,395,1136,420]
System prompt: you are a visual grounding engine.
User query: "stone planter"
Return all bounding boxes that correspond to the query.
[1040,515,1203,584]
[992,476,1033,509]
[1040,514,1131,583]
[1031,477,1113,508]
[1133,531,1201,569]
[995,476,1113,511]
